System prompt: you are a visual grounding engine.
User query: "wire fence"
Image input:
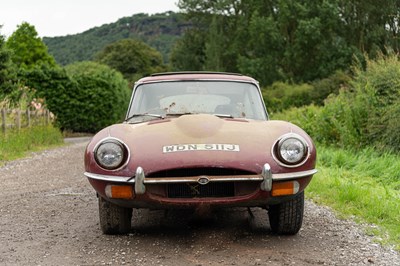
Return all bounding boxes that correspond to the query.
[1,108,52,133]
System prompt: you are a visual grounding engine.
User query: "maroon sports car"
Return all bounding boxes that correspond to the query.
[84,72,317,235]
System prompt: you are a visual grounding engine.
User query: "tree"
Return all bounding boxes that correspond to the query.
[338,0,400,55]
[175,0,248,73]
[6,22,56,68]
[275,0,354,82]
[0,26,17,97]
[95,39,166,82]
[204,16,225,71]
[237,12,284,84]
[170,29,206,71]
[177,0,400,85]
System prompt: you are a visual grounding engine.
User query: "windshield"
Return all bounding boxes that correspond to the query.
[126,81,267,121]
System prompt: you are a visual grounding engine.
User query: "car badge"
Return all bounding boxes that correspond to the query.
[197,176,210,185]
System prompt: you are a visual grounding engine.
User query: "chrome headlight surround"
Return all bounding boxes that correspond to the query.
[94,137,130,171]
[272,133,309,168]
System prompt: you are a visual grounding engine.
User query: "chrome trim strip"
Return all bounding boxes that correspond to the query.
[85,168,317,184]
[272,169,318,180]
[134,79,259,86]
[84,172,133,183]
[144,175,264,183]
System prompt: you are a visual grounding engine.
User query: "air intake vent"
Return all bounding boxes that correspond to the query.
[167,182,234,198]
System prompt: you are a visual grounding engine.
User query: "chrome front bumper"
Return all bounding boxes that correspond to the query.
[84,163,317,195]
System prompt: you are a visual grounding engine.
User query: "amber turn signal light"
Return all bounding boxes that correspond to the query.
[271,181,300,196]
[105,185,134,199]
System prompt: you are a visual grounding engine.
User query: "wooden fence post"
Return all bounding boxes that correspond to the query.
[26,109,31,127]
[46,109,50,125]
[16,109,21,131]
[1,108,6,133]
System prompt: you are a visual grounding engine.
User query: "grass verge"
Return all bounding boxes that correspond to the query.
[307,145,400,251]
[0,125,65,164]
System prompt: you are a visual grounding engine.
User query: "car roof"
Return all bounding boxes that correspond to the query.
[135,72,259,85]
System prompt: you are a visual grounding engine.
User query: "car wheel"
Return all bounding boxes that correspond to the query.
[268,191,304,235]
[98,196,132,234]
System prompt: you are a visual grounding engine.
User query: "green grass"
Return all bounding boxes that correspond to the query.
[0,125,64,164]
[307,145,400,250]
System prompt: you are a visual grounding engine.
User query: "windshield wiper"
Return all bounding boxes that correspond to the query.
[165,112,235,118]
[125,113,164,122]
[165,112,194,117]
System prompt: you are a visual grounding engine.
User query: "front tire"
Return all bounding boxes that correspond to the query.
[268,191,304,235]
[98,196,132,234]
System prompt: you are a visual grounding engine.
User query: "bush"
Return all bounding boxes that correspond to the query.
[369,98,400,152]
[263,82,314,113]
[350,53,400,151]
[64,62,130,133]
[353,54,400,108]
[274,74,386,149]
[18,62,129,133]
[263,71,351,114]
[271,104,321,138]
[20,62,130,133]
[273,53,400,153]
[310,70,351,105]
[18,64,77,125]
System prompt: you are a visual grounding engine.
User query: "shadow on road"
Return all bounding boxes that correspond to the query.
[130,207,272,237]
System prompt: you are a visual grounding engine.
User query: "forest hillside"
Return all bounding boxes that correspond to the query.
[43,12,189,65]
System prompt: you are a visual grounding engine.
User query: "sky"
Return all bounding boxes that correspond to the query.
[0,0,179,37]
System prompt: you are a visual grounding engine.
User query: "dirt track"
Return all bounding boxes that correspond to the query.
[0,141,399,266]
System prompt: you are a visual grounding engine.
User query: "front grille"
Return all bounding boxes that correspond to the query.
[167,182,234,198]
[148,168,256,198]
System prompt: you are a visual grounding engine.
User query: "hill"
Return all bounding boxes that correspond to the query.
[43,12,189,65]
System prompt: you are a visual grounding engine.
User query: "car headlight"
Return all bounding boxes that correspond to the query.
[273,133,309,167]
[94,138,129,170]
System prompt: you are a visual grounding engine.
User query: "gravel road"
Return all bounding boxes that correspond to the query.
[0,141,399,266]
